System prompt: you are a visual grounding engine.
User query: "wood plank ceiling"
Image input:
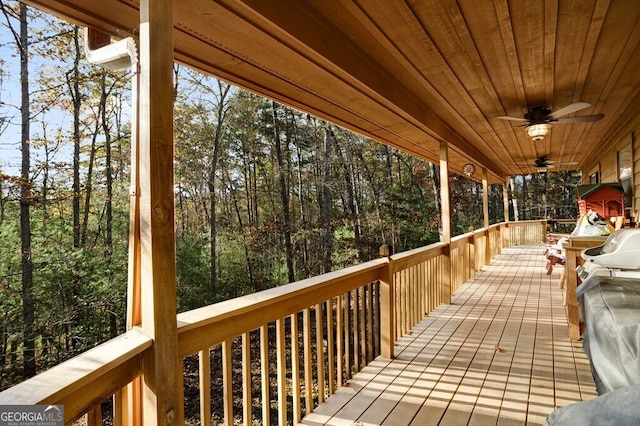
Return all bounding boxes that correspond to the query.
[24,0,640,183]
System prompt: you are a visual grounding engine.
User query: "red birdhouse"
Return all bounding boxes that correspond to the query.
[576,183,626,220]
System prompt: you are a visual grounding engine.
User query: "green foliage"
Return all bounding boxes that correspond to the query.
[176,235,213,311]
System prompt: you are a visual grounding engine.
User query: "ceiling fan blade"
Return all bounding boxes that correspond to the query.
[496,115,528,122]
[553,114,604,123]
[549,102,591,119]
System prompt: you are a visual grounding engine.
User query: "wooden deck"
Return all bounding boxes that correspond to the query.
[300,245,597,425]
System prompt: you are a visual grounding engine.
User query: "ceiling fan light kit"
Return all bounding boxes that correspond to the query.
[526,123,550,141]
[497,101,604,143]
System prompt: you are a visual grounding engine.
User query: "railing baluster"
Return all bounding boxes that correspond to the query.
[336,294,344,387]
[343,292,351,380]
[113,390,123,426]
[358,286,366,368]
[315,303,326,404]
[326,299,335,396]
[413,265,418,327]
[242,332,252,426]
[85,405,102,426]
[260,325,270,426]
[276,318,287,426]
[222,340,233,426]
[303,308,312,415]
[374,281,380,357]
[290,313,301,423]
[352,289,360,373]
[366,284,373,363]
[394,276,400,340]
[199,348,212,426]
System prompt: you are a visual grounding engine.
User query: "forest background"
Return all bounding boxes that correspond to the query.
[0,1,581,391]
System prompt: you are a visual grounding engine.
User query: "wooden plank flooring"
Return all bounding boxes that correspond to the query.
[300,245,597,426]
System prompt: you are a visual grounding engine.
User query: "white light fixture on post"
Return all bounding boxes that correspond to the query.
[526,123,550,142]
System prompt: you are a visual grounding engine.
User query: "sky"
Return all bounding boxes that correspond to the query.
[0,5,75,177]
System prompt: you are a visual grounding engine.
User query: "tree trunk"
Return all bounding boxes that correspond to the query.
[101,72,113,257]
[322,125,333,274]
[225,168,256,290]
[208,81,231,294]
[81,117,100,247]
[291,113,310,272]
[521,175,528,220]
[18,3,35,379]
[272,102,295,282]
[429,162,442,235]
[509,176,519,222]
[69,25,82,248]
[333,132,362,260]
[532,174,539,218]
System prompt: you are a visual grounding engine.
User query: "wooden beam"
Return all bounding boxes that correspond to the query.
[482,168,490,230]
[482,168,491,265]
[379,257,394,359]
[440,141,451,244]
[503,179,510,248]
[123,29,143,426]
[138,0,181,424]
[440,141,451,304]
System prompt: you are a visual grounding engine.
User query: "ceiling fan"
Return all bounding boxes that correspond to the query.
[497,102,604,141]
[520,156,578,173]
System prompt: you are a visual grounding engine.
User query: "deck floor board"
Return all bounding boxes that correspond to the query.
[299,245,598,425]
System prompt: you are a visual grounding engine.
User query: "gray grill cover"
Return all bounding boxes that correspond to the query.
[577,276,640,394]
[545,384,640,425]
[545,276,640,424]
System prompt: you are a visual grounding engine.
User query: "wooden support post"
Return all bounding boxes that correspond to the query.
[124,32,143,426]
[379,245,394,359]
[138,0,181,424]
[440,141,452,304]
[482,168,491,264]
[503,179,510,248]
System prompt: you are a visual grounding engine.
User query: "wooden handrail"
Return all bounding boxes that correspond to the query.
[0,329,152,423]
[177,257,387,357]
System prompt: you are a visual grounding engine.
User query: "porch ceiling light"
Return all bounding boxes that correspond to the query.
[525,123,550,142]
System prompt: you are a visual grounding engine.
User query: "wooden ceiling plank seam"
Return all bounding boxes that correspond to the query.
[492,0,539,172]
[348,0,508,176]
[543,0,558,107]
[546,1,603,168]
[568,9,640,163]
[396,0,512,175]
[218,0,505,178]
[571,0,611,104]
[344,0,499,171]
[514,2,547,108]
[582,91,640,170]
[213,0,448,145]
[449,0,538,176]
[23,0,138,38]
[432,0,521,174]
[347,0,507,173]
[178,3,449,164]
[493,0,527,111]
[551,1,597,116]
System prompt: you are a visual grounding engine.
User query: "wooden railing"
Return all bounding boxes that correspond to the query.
[0,220,547,425]
[508,219,547,246]
[177,259,386,425]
